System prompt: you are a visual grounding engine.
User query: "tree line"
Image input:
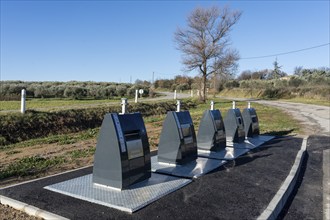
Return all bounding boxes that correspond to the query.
[1,66,327,101]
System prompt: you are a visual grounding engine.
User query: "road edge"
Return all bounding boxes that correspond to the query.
[0,195,69,220]
[257,136,308,220]
[323,149,330,220]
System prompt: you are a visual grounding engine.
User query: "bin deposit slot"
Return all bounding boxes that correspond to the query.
[214,119,221,130]
[181,124,192,137]
[125,131,144,160]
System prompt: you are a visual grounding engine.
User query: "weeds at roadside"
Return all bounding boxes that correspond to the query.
[5,150,22,155]
[1,128,99,150]
[0,155,66,179]
[68,147,96,159]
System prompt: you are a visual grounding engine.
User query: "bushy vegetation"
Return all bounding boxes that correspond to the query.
[154,75,194,91]
[0,81,150,100]
[0,100,197,146]
[234,67,330,100]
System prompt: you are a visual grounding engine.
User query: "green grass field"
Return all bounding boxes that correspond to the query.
[0,98,120,111]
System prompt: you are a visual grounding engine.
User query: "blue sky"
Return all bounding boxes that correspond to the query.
[1,1,329,82]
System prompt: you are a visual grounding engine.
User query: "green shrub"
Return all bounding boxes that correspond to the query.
[224,80,240,88]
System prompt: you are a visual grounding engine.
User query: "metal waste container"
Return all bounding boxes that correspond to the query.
[224,108,245,143]
[197,109,226,151]
[93,112,151,190]
[158,111,197,165]
[242,107,260,138]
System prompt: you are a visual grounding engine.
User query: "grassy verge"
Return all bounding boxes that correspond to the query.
[280,98,330,107]
[0,155,66,179]
[0,98,121,111]
[218,88,329,106]
[1,128,99,150]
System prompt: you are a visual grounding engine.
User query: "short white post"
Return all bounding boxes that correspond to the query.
[121,98,128,114]
[135,90,138,103]
[197,90,199,96]
[174,90,177,99]
[248,102,251,109]
[232,101,236,109]
[176,100,181,112]
[210,100,214,110]
[21,89,26,114]
[190,90,193,97]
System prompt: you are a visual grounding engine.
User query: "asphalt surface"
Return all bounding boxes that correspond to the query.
[279,135,330,220]
[0,136,302,220]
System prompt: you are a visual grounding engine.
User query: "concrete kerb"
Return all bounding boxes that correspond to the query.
[0,195,69,220]
[257,136,308,220]
[0,165,92,220]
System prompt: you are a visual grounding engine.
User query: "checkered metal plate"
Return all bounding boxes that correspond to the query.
[44,173,191,213]
[151,156,226,178]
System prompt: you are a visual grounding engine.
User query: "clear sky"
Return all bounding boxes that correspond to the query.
[1,1,329,83]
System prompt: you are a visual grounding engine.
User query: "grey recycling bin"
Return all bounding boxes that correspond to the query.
[158,111,197,165]
[197,109,226,151]
[242,107,260,138]
[92,112,151,190]
[224,108,245,143]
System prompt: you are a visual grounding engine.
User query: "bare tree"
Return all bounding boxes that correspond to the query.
[174,6,242,102]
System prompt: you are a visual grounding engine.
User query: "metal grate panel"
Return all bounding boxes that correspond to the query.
[44,173,191,213]
[151,156,225,178]
[198,147,250,160]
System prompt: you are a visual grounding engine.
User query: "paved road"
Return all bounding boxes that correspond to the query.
[254,100,330,136]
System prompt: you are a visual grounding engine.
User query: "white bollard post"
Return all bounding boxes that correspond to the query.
[176,100,181,112]
[210,100,214,110]
[174,90,177,99]
[248,102,251,109]
[21,89,26,114]
[197,90,199,96]
[135,90,138,103]
[190,90,193,97]
[121,98,128,114]
[232,101,236,109]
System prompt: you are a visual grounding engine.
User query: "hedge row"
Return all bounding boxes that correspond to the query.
[0,100,197,146]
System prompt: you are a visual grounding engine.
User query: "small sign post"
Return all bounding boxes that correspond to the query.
[21,89,26,114]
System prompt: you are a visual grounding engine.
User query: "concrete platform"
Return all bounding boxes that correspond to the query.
[151,156,226,178]
[44,173,191,213]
